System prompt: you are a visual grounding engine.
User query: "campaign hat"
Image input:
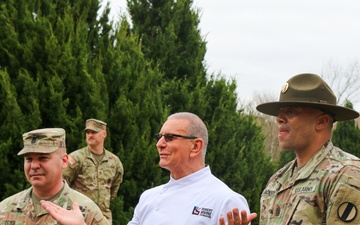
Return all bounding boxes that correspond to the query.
[256,73,359,121]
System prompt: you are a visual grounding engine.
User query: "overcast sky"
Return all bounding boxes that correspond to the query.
[105,0,360,111]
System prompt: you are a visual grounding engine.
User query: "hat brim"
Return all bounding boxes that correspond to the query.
[256,101,359,121]
[84,127,102,132]
[18,146,60,155]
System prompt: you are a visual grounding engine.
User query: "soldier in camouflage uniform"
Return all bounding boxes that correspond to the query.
[221,73,360,225]
[63,118,124,224]
[0,128,109,225]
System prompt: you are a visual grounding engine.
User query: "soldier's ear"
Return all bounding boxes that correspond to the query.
[315,113,330,131]
[62,153,69,169]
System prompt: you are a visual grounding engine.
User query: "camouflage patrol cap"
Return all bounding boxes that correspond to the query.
[84,118,107,132]
[18,128,66,155]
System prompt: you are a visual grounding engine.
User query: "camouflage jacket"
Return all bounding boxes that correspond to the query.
[260,141,360,224]
[0,181,109,225]
[63,146,124,221]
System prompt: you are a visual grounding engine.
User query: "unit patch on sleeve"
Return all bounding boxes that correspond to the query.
[68,155,77,168]
[328,183,360,224]
[337,202,357,222]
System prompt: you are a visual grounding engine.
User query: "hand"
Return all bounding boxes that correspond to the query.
[40,200,86,225]
[219,208,257,225]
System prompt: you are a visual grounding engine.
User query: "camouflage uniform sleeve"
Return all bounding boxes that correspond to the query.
[327,165,360,224]
[63,151,81,186]
[64,182,110,225]
[77,199,111,225]
[84,206,111,225]
[110,157,124,198]
[80,196,111,225]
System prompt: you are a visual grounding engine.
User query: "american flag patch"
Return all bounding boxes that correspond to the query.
[68,155,76,166]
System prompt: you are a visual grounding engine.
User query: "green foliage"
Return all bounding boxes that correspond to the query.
[0,70,30,196]
[128,0,207,115]
[332,100,360,157]
[110,195,129,223]
[0,0,120,194]
[277,151,296,169]
[128,0,206,82]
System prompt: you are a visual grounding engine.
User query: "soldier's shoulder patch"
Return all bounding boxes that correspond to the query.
[337,202,357,222]
[68,155,77,167]
[328,183,360,224]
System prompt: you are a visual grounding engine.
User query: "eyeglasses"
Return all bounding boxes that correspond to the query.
[154,133,198,142]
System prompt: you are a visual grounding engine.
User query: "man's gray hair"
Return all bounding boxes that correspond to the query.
[168,112,208,160]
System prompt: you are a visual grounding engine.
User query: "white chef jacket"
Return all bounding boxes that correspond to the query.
[128,166,250,225]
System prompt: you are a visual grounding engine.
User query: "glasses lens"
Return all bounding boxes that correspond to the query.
[154,134,176,142]
[163,134,174,142]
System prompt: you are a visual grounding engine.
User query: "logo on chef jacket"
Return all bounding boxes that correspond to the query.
[192,206,213,218]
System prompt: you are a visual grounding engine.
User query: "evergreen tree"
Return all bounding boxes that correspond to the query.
[127,0,206,81]
[277,151,296,169]
[332,100,360,157]
[127,0,207,112]
[0,0,111,148]
[104,20,168,223]
[0,70,29,197]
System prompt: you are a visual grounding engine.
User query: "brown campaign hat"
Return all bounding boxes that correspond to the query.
[18,128,66,155]
[84,118,107,132]
[256,73,359,121]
